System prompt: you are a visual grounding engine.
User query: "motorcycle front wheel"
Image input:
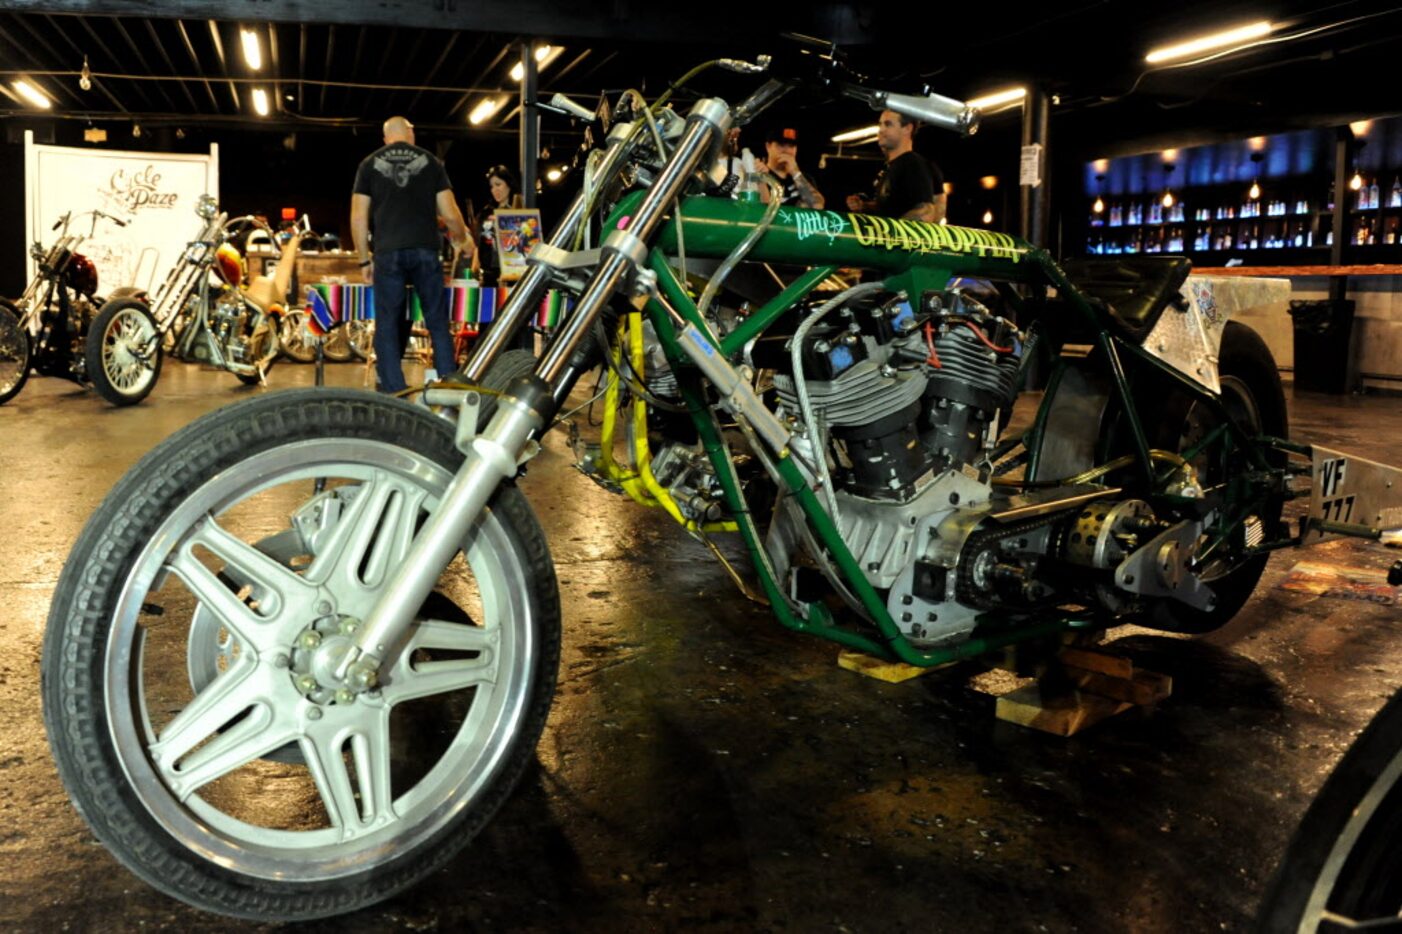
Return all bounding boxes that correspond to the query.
[278,310,317,363]
[323,325,354,362]
[42,389,561,920]
[1256,687,1402,932]
[0,298,31,405]
[86,297,163,406]
[347,320,373,360]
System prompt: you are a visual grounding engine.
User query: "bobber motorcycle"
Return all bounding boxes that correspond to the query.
[84,196,306,404]
[44,50,1402,921]
[0,209,136,405]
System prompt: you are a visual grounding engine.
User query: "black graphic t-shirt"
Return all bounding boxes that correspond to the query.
[873,151,943,219]
[352,142,452,253]
[761,169,803,206]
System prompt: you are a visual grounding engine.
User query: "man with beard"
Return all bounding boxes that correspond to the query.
[845,110,945,222]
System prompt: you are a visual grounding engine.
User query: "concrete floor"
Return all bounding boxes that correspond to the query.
[1,358,1401,933]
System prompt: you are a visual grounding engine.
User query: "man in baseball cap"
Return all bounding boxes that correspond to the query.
[759,125,825,209]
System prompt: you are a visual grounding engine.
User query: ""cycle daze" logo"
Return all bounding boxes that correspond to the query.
[101,164,179,213]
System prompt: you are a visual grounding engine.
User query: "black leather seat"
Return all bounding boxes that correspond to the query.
[1059,256,1192,342]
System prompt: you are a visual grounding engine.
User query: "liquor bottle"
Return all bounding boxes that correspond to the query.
[1391,177,1402,209]
[1369,179,1380,211]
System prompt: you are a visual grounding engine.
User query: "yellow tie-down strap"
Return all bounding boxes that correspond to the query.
[596,311,737,534]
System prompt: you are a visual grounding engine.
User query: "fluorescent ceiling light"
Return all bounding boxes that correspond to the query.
[831,124,878,144]
[12,79,52,109]
[469,95,506,125]
[967,87,1026,111]
[252,88,269,116]
[1145,21,1272,64]
[241,28,262,70]
[511,45,562,82]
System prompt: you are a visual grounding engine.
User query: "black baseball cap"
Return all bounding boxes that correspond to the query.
[766,126,799,144]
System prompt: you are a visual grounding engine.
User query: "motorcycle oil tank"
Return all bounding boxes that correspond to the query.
[64,253,99,297]
[215,243,244,288]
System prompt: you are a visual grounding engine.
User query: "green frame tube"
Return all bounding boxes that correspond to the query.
[586,196,1292,663]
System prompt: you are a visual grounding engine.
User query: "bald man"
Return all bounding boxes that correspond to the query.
[352,115,471,392]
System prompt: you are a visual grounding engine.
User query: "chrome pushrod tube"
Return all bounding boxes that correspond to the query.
[344,100,730,679]
[535,99,732,385]
[461,125,639,382]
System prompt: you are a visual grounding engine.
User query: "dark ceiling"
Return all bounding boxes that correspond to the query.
[1,1,1401,156]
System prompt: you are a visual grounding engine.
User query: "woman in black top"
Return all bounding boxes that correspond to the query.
[471,164,534,351]
[473,164,521,287]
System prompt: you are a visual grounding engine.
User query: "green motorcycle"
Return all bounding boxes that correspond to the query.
[42,53,1402,920]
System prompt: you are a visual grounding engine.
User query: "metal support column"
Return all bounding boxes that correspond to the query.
[1018,86,1051,248]
[1330,126,1350,302]
[519,41,539,209]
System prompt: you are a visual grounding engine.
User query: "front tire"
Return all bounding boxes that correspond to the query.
[0,298,31,405]
[323,325,354,362]
[42,389,561,920]
[86,297,162,406]
[279,310,318,363]
[1256,688,1402,932]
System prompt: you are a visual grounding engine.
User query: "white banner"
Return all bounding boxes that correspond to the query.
[23,133,218,296]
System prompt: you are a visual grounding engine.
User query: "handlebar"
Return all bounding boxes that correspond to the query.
[841,85,980,136]
[549,93,597,122]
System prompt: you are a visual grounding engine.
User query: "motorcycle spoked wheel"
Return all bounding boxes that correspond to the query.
[0,298,31,405]
[42,389,561,920]
[234,313,281,386]
[322,325,354,363]
[1136,320,1289,633]
[278,310,318,364]
[1255,687,1402,932]
[86,297,163,406]
[347,320,373,361]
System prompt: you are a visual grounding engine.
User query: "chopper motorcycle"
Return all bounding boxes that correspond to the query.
[0,209,137,405]
[84,196,306,405]
[42,52,1402,920]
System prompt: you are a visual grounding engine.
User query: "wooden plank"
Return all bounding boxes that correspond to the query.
[995,685,1133,736]
[1064,667,1172,707]
[1057,647,1133,679]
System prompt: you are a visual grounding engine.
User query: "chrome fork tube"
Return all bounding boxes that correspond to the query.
[347,99,731,677]
[536,99,730,384]
[461,122,639,382]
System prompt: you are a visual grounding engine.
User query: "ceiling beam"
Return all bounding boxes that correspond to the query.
[173,17,219,111]
[2,0,879,46]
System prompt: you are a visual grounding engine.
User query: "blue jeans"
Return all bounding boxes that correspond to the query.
[372,247,455,393]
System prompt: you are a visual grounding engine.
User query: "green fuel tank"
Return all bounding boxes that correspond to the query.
[644,195,1045,282]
